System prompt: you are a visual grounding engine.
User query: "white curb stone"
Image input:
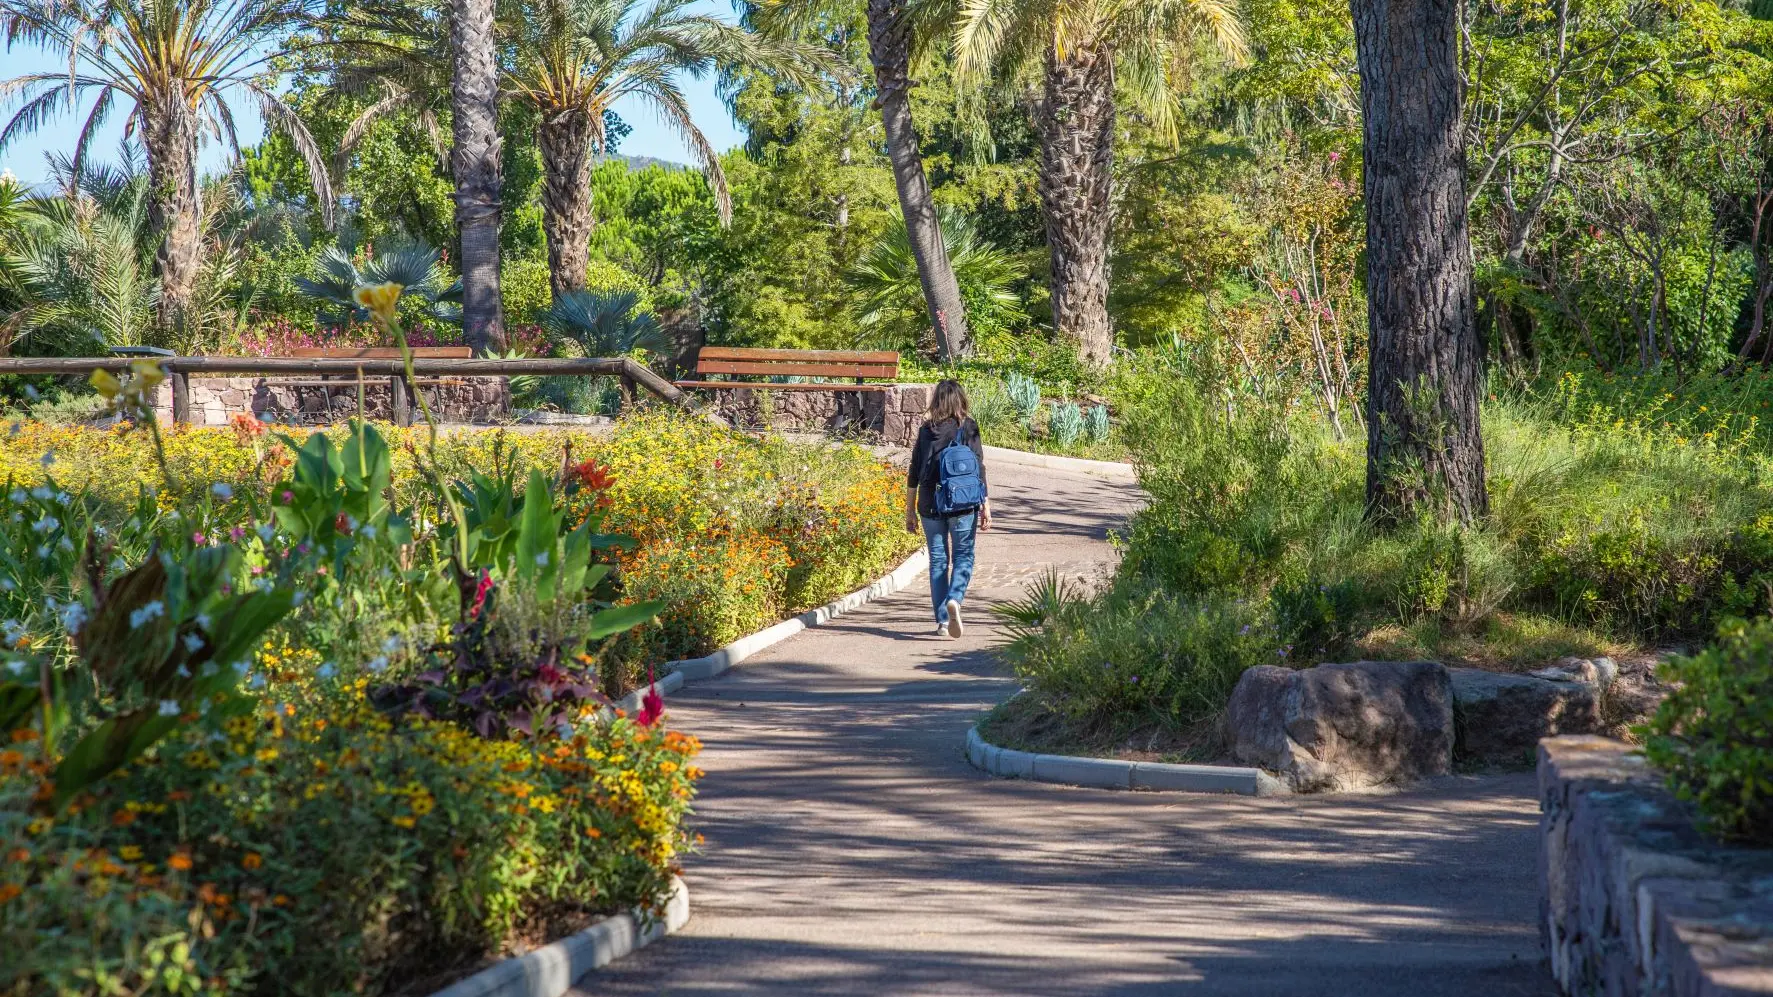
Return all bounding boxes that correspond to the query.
[665,547,930,684]
[427,877,689,997]
[966,726,1283,796]
[980,445,1137,481]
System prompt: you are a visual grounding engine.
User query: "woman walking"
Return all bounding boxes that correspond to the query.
[906,379,992,637]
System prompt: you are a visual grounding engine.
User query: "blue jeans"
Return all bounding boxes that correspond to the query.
[922,511,977,624]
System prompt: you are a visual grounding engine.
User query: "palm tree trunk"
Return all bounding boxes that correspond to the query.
[866,0,970,360]
[540,108,596,302]
[142,97,201,337]
[1036,45,1116,365]
[1353,0,1487,523]
[450,0,507,353]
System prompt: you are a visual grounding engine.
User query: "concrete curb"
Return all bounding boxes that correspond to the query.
[981,445,1137,481]
[427,876,689,997]
[621,546,929,697]
[965,726,1285,796]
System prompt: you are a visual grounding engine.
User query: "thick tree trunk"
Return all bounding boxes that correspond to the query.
[142,97,201,338]
[450,0,507,353]
[540,107,596,302]
[866,0,970,360]
[1353,0,1487,523]
[1036,46,1116,365]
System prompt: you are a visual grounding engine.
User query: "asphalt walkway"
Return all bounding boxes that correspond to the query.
[587,459,1557,997]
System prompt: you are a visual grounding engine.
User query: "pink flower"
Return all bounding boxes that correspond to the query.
[469,570,494,619]
[637,664,664,727]
[281,491,293,503]
[192,532,207,545]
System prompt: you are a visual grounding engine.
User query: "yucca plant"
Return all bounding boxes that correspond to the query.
[0,0,335,333]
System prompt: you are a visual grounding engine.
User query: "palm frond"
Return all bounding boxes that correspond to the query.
[541,289,667,356]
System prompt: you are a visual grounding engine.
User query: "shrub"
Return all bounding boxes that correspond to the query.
[1049,402,1084,447]
[1642,617,1773,845]
[1005,373,1042,426]
[620,533,791,662]
[1,702,703,995]
[1084,403,1110,443]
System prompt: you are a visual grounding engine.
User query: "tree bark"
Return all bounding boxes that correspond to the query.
[540,106,597,302]
[1036,45,1116,365]
[1353,0,1487,523]
[450,0,507,353]
[866,0,971,360]
[142,96,201,338]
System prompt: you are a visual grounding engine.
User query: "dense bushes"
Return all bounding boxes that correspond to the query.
[1000,353,1773,743]
[2,705,701,994]
[1642,618,1773,845]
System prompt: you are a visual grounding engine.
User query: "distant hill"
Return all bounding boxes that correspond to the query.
[600,153,691,172]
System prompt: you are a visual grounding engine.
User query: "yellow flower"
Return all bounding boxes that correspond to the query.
[391,815,416,829]
[89,369,123,399]
[129,360,165,391]
[352,282,404,324]
[119,845,143,861]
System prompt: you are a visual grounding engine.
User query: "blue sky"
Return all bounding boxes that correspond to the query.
[0,2,745,188]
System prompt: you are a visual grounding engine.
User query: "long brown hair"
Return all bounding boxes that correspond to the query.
[927,379,970,425]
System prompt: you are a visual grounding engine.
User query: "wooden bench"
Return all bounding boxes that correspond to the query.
[675,347,899,392]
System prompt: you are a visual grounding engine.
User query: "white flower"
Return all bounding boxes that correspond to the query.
[256,524,274,543]
[210,482,233,499]
[31,515,57,533]
[34,545,48,559]
[535,552,550,567]
[231,660,248,675]
[182,633,204,652]
[23,385,38,401]
[248,673,266,689]
[380,635,402,653]
[343,515,358,532]
[128,600,164,629]
[29,487,50,501]
[8,490,23,503]
[110,556,128,572]
[292,591,307,606]
[0,578,12,592]
[360,524,377,540]
[176,663,191,678]
[57,536,71,552]
[4,659,24,675]
[200,662,219,677]
[56,602,87,632]
[9,512,19,524]
[157,699,181,717]
[196,613,212,630]
[366,655,388,673]
[316,661,337,680]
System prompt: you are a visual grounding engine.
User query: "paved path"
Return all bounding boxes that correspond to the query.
[588,460,1556,996]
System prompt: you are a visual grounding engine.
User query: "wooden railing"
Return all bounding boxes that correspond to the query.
[0,356,692,425]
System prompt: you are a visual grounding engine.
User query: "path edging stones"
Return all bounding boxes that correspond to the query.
[980,444,1137,481]
[631,547,929,699]
[426,876,689,997]
[966,725,1284,796]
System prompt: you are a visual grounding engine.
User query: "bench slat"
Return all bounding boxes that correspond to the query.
[697,347,899,364]
[288,347,473,359]
[674,381,893,392]
[694,360,897,378]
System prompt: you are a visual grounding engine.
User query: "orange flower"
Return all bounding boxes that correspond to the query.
[110,809,135,827]
[241,852,263,871]
[10,728,35,744]
[0,884,20,904]
[168,853,193,871]
[6,848,28,863]
[585,826,602,839]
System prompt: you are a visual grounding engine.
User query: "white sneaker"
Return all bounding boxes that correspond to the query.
[946,600,964,638]
[933,622,949,637]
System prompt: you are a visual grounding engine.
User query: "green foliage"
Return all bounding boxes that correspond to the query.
[1084,403,1111,443]
[844,207,1029,350]
[293,241,462,327]
[541,290,667,357]
[1049,401,1083,446]
[1005,372,1042,426]
[1643,617,1773,845]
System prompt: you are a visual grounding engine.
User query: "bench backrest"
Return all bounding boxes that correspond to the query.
[693,347,899,380]
[289,347,473,359]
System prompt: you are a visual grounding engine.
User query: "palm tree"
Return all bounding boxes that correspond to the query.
[0,0,335,334]
[540,289,667,356]
[293,240,463,326]
[2,190,160,355]
[450,0,506,353]
[505,0,827,302]
[956,0,1246,363]
[845,206,1027,351]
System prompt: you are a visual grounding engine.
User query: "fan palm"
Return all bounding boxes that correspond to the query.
[0,0,335,334]
[955,0,1246,363]
[505,0,829,300]
[293,241,463,326]
[539,289,667,356]
[846,206,1027,351]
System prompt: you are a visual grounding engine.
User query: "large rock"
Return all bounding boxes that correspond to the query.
[1450,666,1603,764]
[1224,660,1454,793]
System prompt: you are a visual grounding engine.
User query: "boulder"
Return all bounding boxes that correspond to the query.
[1224,660,1454,793]
[1450,667,1603,763]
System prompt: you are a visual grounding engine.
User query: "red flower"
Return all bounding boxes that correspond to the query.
[538,663,564,685]
[334,512,353,535]
[469,570,494,619]
[637,664,663,727]
[572,460,615,492]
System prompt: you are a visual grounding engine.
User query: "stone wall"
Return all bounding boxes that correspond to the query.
[703,383,932,446]
[153,376,510,426]
[1538,736,1773,997]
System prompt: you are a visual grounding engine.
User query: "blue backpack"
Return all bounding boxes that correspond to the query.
[929,422,987,516]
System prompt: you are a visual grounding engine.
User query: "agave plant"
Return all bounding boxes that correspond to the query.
[293,241,462,326]
[540,289,667,357]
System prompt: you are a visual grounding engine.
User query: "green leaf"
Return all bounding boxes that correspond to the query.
[0,680,38,734]
[515,469,555,583]
[586,600,665,639]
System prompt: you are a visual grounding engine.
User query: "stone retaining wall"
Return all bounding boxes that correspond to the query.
[1538,736,1773,996]
[153,376,510,426]
[704,383,932,446]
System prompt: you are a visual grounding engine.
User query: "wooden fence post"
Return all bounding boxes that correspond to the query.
[170,372,190,425]
[390,376,411,427]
